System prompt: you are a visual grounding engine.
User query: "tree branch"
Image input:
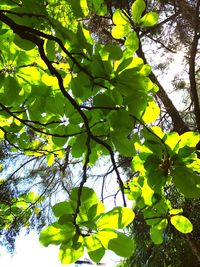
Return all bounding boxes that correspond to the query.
[136,35,189,134]
[0,11,126,207]
[188,0,200,132]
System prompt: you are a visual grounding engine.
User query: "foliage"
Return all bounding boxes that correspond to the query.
[40,187,135,264]
[0,0,199,265]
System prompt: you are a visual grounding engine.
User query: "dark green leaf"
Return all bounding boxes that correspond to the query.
[171,167,200,198]
[14,35,36,51]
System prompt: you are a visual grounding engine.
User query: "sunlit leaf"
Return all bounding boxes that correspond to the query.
[179,132,200,148]
[131,0,146,23]
[142,101,160,124]
[169,208,183,215]
[112,24,131,39]
[97,207,135,229]
[84,235,105,263]
[39,223,75,247]
[59,241,84,264]
[96,230,135,257]
[139,12,159,27]
[113,9,129,25]
[87,202,105,220]
[170,215,193,233]
[125,32,139,55]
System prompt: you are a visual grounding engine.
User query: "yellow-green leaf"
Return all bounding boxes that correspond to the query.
[59,241,84,264]
[39,223,75,247]
[170,215,193,233]
[111,24,131,39]
[97,207,135,229]
[139,12,159,27]
[113,9,129,25]
[131,0,146,23]
[142,101,160,124]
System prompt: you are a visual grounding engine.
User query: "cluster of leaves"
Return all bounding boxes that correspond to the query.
[0,191,43,227]
[0,187,43,249]
[40,187,135,264]
[0,0,199,265]
[112,0,158,39]
[126,130,199,244]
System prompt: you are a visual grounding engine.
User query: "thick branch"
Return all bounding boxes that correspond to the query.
[136,37,189,134]
[188,0,200,132]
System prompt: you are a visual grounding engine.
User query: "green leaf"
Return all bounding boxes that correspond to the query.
[100,44,123,60]
[131,0,146,23]
[93,93,115,107]
[70,187,98,203]
[125,91,148,117]
[1,76,21,105]
[113,9,129,25]
[84,235,105,263]
[171,167,200,198]
[88,247,105,263]
[71,72,92,99]
[87,202,105,220]
[139,12,159,27]
[39,223,75,247]
[108,232,135,257]
[59,241,84,264]
[179,132,200,148]
[169,208,183,215]
[52,201,73,217]
[125,31,139,55]
[89,58,111,77]
[96,230,135,257]
[51,136,68,147]
[87,0,107,16]
[14,35,36,51]
[112,24,131,39]
[111,135,135,157]
[0,73,5,88]
[150,227,163,244]
[97,207,135,229]
[150,219,168,244]
[170,215,193,233]
[46,39,56,61]
[111,90,123,106]
[140,64,152,76]
[70,187,99,215]
[109,110,132,131]
[68,0,88,18]
[77,23,93,54]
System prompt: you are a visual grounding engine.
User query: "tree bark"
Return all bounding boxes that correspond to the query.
[136,38,190,134]
[188,0,200,132]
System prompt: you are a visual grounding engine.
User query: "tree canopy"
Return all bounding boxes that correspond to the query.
[0,0,200,265]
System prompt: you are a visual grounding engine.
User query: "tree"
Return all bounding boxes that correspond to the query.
[0,0,199,265]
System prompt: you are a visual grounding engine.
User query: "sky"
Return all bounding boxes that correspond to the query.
[0,230,121,267]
